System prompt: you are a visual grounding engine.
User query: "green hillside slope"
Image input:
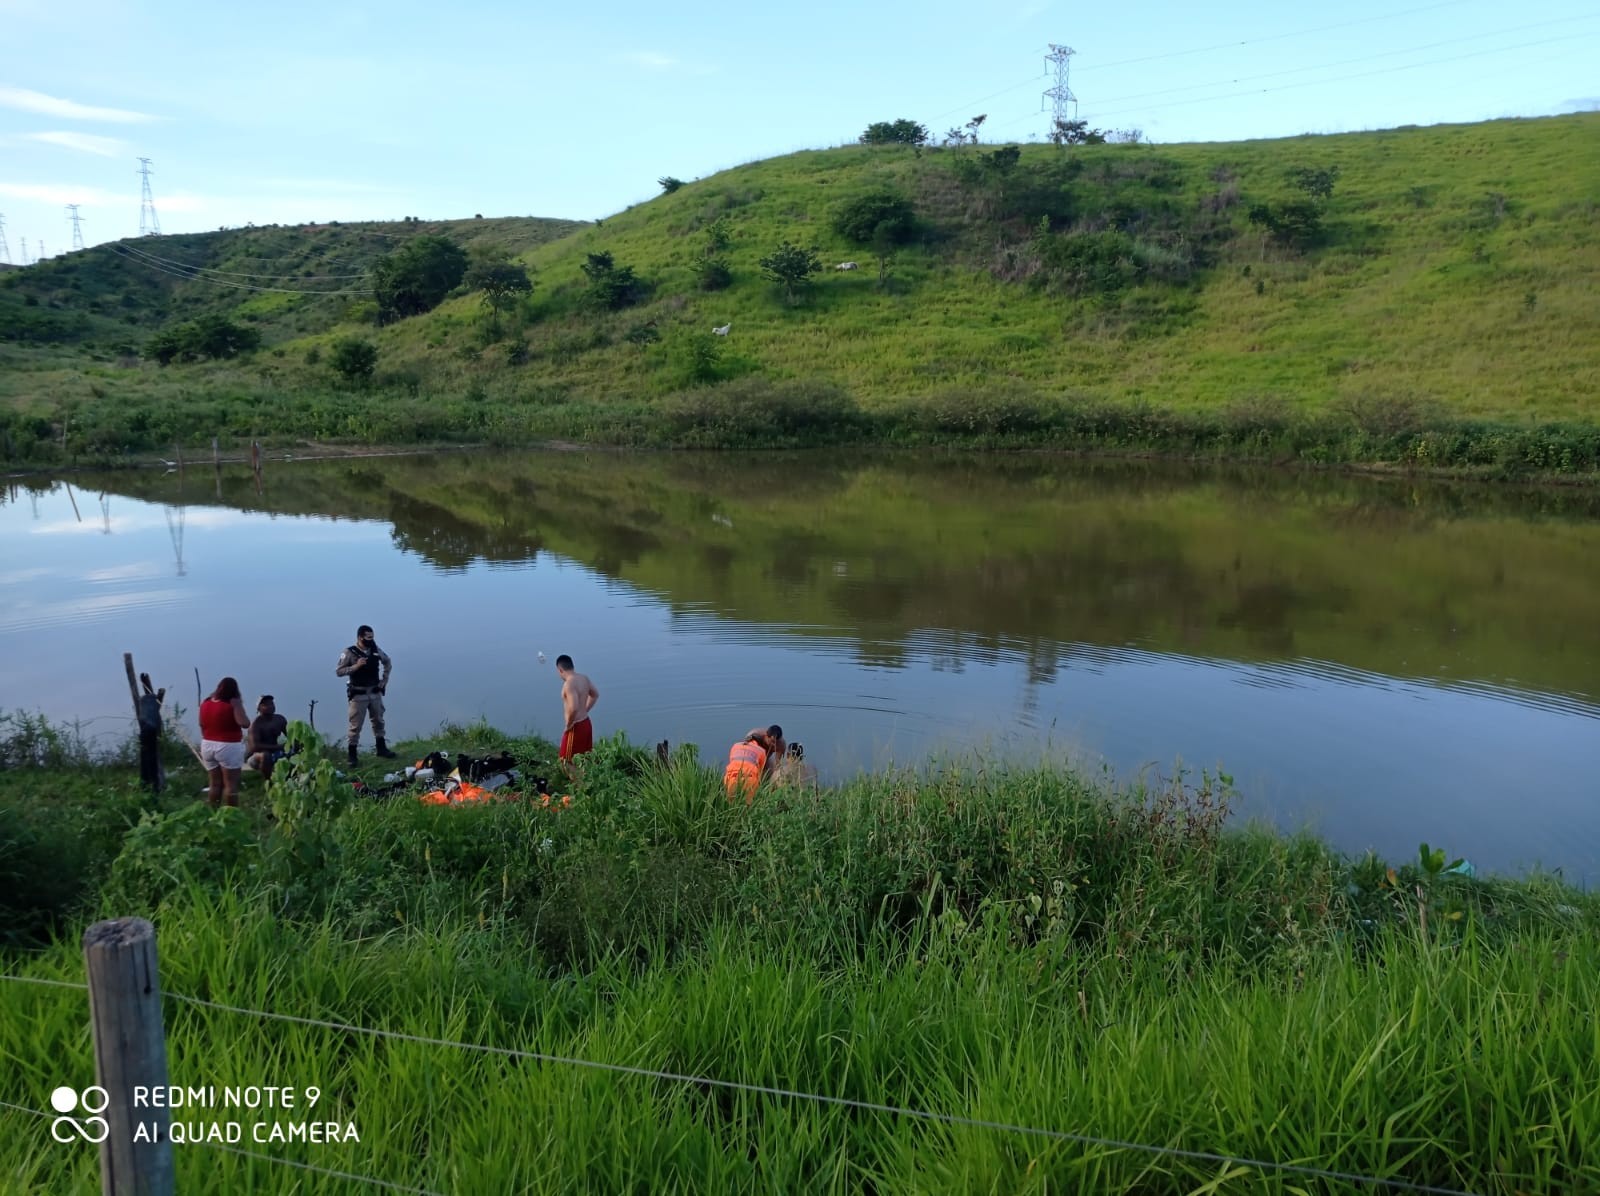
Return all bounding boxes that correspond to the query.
[2,114,1597,473]
[381,113,1598,421]
[0,215,584,350]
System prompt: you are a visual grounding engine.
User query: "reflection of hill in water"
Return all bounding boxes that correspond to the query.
[45,450,1600,707]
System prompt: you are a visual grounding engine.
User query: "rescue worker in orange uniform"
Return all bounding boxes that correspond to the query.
[723,729,774,802]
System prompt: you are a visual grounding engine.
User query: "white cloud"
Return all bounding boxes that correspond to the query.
[0,85,156,123]
[621,51,677,69]
[0,181,126,206]
[24,130,128,157]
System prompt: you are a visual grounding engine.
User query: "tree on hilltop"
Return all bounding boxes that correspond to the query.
[860,119,929,147]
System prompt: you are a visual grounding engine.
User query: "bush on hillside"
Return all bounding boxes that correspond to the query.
[696,257,732,291]
[145,314,262,365]
[330,337,379,386]
[671,332,723,385]
[581,251,645,311]
[831,190,918,246]
[1248,201,1325,249]
[1035,229,1143,297]
[371,235,468,324]
[661,377,863,445]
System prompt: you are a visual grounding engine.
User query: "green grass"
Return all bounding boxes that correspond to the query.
[2,115,1598,475]
[2,716,1597,1192]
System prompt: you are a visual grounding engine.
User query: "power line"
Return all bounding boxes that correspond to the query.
[1074,0,1478,73]
[105,246,369,281]
[1079,29,1599,122]
[992,27,1599,130]
[927,73,1048,125]
[106,242,374,295]
[924,0,1484,140]
[1086,13,1600,109]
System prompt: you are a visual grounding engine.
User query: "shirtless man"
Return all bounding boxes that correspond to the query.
[555,654,600,767]
[246,695,290,780]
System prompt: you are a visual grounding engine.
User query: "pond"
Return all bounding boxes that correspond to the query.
[3,449,1597,879]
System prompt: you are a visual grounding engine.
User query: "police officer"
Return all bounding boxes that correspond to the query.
[335,624,394,766]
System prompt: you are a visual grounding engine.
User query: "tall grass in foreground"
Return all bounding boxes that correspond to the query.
[3,730,1598,1191]
[4,904,1596,1193]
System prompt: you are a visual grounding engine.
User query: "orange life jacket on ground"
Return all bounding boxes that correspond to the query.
[723,740,767,802]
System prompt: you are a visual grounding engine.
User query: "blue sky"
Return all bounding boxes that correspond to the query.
[1,0,1596,258]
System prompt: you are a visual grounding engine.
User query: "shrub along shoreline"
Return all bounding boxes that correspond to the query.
[2,715,1597,1191]
[3,375,1599,482]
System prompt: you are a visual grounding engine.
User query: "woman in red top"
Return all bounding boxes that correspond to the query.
[198,677,251,808]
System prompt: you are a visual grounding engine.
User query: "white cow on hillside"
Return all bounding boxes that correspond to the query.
[712,323,731,336]
[835,261,859,271]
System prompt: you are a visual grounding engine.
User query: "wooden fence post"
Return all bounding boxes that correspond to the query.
[83,917,175,1196]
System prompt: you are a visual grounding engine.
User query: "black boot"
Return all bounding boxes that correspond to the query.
[347,744,359,767]
[375,738,397,759]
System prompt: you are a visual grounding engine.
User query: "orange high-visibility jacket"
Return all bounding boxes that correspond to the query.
[723,740,767,801]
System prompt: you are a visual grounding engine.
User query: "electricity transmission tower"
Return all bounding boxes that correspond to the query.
[138,158,162,236]
[1043,43,1078,146]
[67,203,86,251]
[0,213,10,264]
[20,237,30,265]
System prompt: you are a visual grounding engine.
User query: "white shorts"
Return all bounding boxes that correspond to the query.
[201,739,245,772]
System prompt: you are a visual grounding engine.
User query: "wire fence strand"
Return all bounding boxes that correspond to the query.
[202,1142,446,1196]
[0,1098,52,1119]
[0,974,88,991]
[163,988,1482,1196]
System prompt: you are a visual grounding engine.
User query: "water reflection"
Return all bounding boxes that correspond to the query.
[2,453,1597,877]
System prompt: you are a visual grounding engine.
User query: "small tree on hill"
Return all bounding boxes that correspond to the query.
[329,337,378,387]
[965,113,987,145]
[859,119,929,147]
[466,258,533,328]
[658,176,685,193]
[759,241,822,304]
[871,224,897,289]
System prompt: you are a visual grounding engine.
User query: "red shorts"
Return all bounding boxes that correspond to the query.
[559,718,593,761]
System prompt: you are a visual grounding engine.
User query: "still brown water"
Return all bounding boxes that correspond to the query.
[3,450,1596,878]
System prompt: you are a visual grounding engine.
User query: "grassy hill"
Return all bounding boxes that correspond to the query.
[2,114,1598,473]
[0,214,584,351]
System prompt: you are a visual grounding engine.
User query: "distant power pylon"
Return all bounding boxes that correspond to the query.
[0,212,10,264]
[1043,43,1078,146]
[67,204,86,251]
[20,237,30,265]
[138,157,162,236]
